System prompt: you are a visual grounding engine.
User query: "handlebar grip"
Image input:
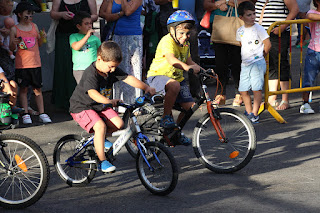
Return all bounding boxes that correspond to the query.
[102,103,113,109]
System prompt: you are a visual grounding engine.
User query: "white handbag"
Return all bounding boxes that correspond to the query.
[46,19,59,54]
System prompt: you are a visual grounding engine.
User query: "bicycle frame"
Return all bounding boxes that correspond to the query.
[67,104,161,170]
[164,71,227,144]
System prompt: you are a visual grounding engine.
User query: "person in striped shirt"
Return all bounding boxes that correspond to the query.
[254,0,299,110]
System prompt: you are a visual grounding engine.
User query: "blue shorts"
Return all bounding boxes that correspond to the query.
[239,59,266,92]
[303,48,320,88]
[147,75,194,103]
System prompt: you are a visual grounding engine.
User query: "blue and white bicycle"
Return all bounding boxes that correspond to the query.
[53,95,178,196]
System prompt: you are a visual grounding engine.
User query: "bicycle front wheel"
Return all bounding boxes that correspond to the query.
[53,135,97,187]
[136,142,178,196]
[193,108,256,173]
[0,134,50,209]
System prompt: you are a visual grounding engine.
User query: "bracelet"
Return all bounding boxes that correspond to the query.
[117,11,121,17]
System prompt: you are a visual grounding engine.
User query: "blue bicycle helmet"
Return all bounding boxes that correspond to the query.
[167,10,195,27]
[167,10,195,47]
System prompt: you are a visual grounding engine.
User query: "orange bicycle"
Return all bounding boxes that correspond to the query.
[124,69,256,173]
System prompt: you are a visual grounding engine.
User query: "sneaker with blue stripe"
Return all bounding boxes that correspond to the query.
[247,113,259,124]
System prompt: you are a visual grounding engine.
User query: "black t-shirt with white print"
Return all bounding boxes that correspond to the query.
[70,62,128,113]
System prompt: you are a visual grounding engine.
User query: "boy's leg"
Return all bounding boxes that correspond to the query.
[178,101,194,124]
[33,87,44,114]
[252,90,262,116]
[164,79,180,116]
[92,120,107,161]
[99,108,124,134]
[240,91,252,114]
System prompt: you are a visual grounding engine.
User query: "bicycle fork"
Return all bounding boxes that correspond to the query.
[203,86,240,159]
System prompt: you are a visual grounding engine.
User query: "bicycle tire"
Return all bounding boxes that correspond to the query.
[0,134,50,209]
[192,108,256,173]
[124,105,162,159]
[53,135,97,187]
[136,142,178,196]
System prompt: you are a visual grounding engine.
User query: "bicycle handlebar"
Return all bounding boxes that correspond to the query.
[101,93,158,111]
[188,68,216,77]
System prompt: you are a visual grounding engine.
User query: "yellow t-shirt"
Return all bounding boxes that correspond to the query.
[147,34,191,82]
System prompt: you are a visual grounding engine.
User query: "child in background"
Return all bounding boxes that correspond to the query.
[0,17,15,59]
[300,0,320,114]
[9,1,51,124]
[70,11,101,84]
[70,41,155,173]
[236,1,271,123]
[147,10,204,145]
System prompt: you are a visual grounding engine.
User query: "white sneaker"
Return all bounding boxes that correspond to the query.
[39,113,52,123]
[300,103,315,114]
[22,114,32,124]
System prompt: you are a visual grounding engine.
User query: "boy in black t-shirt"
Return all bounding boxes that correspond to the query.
[70,41,155,173]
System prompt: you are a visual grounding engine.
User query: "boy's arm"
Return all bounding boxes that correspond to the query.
[87,89,120,107]
[71,30,95,51]
[122,75,156,95]
[263,38,271,57]
[186,57,204,74]
[165,53,195,72]
[0,73,14,97]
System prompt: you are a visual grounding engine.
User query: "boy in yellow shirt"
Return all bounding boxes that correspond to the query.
[147,10,203,145]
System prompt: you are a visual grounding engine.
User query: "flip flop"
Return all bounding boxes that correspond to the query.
[214,95,226,106]
[276,100,290,110]
[232,94,243,107]
[269,100,279,107]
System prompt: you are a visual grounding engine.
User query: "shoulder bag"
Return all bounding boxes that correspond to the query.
[211,0,243,46]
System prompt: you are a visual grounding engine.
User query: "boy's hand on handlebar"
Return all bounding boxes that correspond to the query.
[145,86,156,96]
[111,99,122,107]
[188,65,201,74]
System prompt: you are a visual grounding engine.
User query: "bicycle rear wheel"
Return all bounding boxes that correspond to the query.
[0,134,50,209]
[136,142,178,196]
[193,108,256,173]
[53,135,97,187]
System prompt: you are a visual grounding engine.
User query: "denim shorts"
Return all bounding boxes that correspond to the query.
[303,48,320,88]
[147,75,194,103]
[239,59,266,92]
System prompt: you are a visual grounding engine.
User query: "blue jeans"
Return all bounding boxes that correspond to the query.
[303,48,320,88]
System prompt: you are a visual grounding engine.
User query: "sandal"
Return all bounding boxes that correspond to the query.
[214,95,226,106]
[232,94,243,107]
[269,100,279,107]
[276,100,290,110]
